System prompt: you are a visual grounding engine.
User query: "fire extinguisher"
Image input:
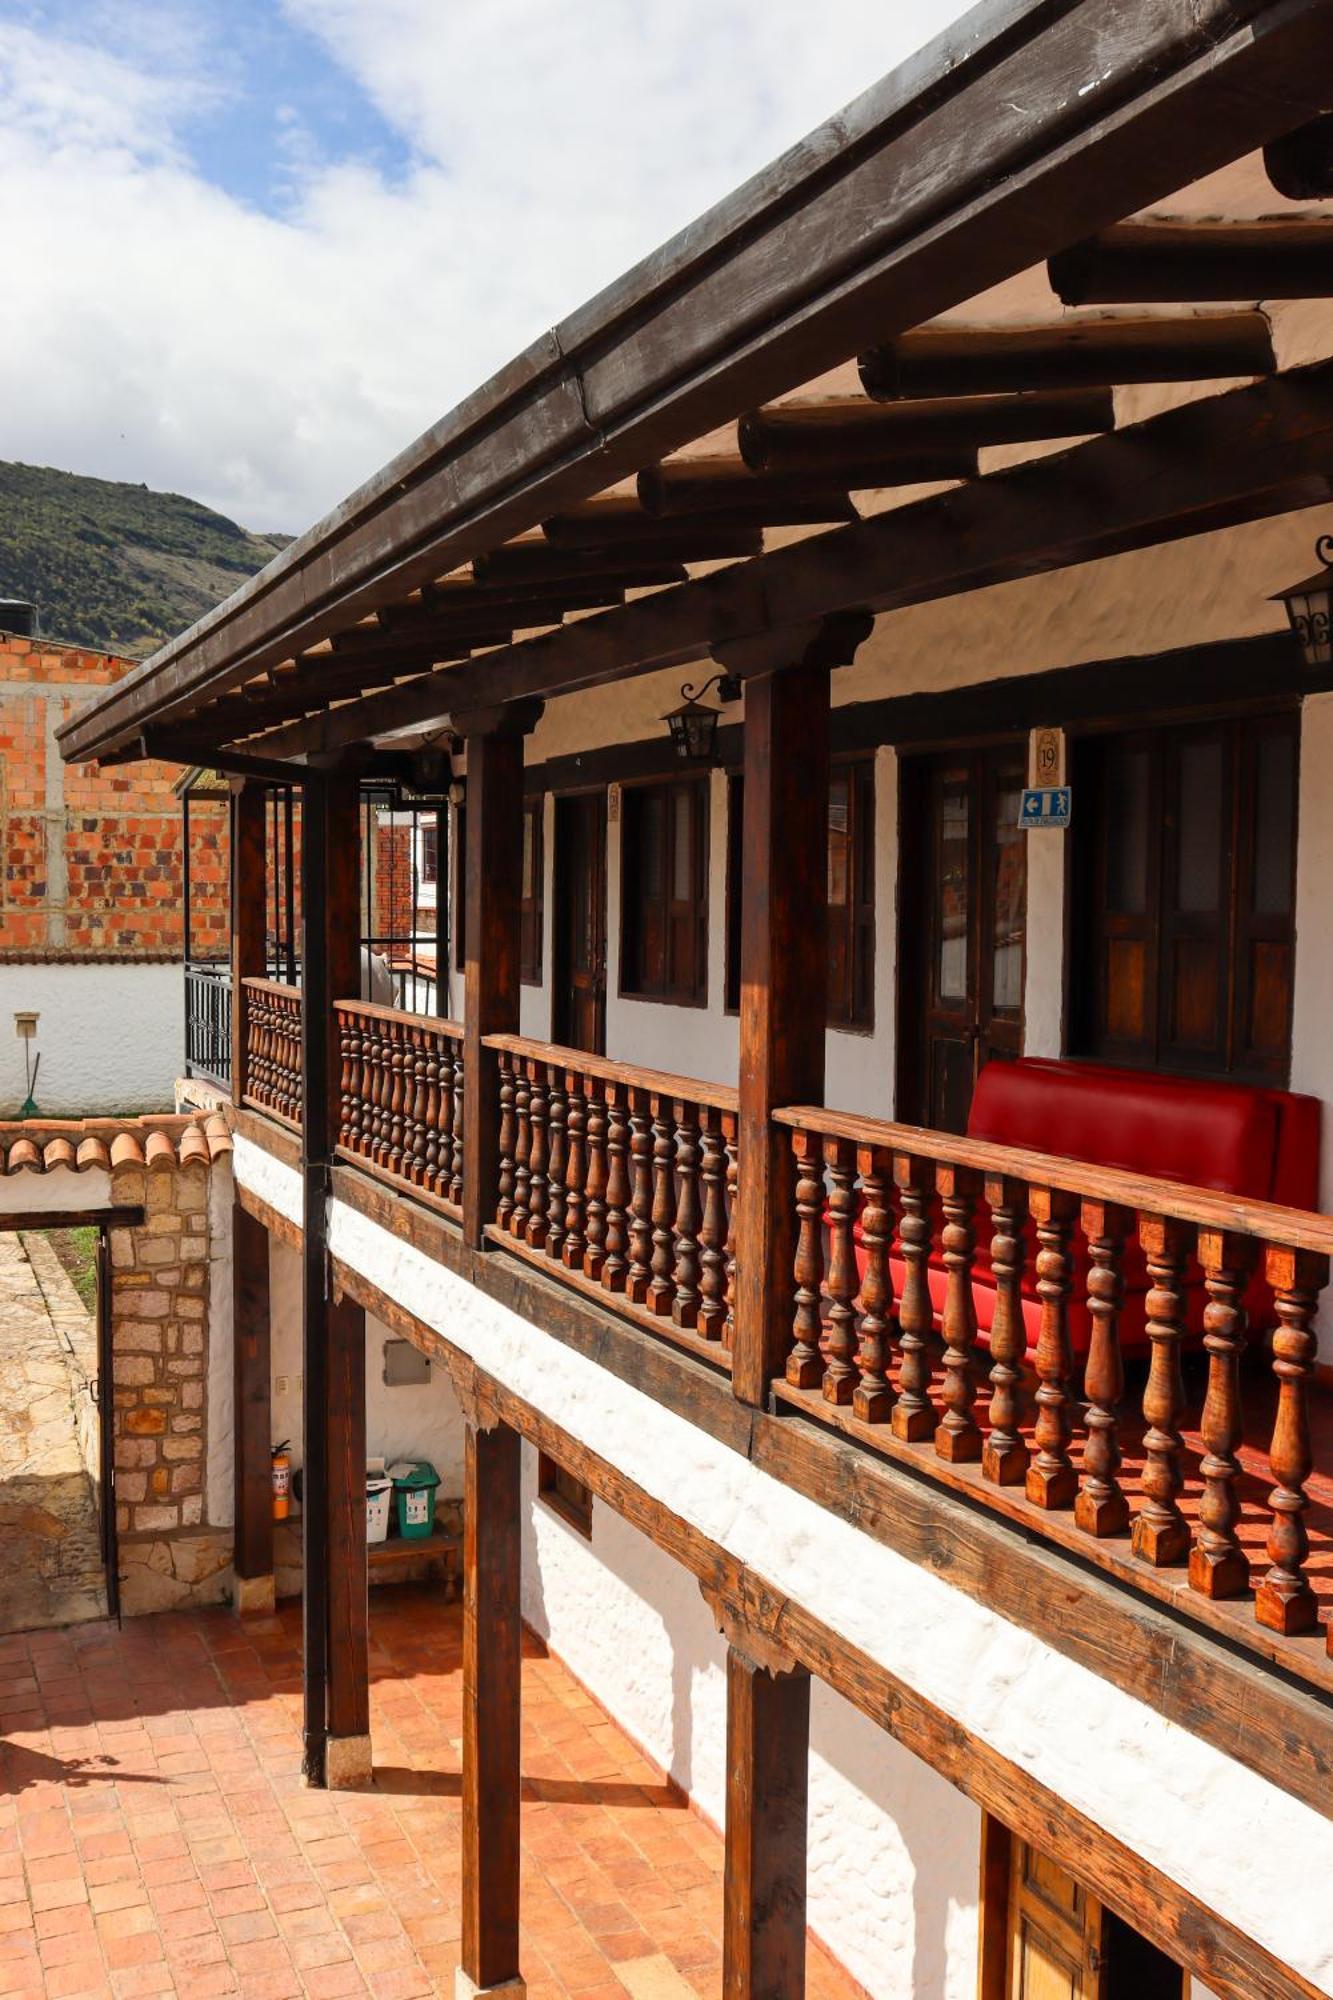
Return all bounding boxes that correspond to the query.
[271,1442,291,1522]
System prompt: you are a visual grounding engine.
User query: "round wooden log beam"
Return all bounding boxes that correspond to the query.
[738,389,1110,474]
[1050,220,1333,305]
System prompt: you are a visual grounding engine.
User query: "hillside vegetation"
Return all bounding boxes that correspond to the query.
[0,459,289,658]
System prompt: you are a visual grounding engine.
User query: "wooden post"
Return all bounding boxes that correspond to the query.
[723,614,870,1407]
[300,767,364,1789]
[460,1406,524,1997]
[231,1201,274,1614]
[460,701,543,1250]
[706,1593,810,2000]
[230,779,267,1102]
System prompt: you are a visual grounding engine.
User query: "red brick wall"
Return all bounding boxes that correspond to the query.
[0,631,228,960]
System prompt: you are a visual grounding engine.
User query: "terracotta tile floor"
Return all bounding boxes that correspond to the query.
[0,1593,857,1999]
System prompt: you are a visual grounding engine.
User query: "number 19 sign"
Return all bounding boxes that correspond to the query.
[1019,786,1072,829]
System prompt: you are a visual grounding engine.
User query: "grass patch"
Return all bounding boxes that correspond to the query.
[45,1227,99,1311]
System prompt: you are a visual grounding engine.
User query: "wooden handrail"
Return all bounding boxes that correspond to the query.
[336,997,462,1038]
[772,1105,1333,1257]
[484,1033,738,1114]
[240,974,302,1004]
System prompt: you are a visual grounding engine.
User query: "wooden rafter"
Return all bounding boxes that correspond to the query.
[738,389,1112,474]
[1050,219,1333,305]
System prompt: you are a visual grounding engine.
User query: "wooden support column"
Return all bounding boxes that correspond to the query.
[460,701,543,1250]
[460,1394,525,1998]
[300,767,365,1789]
[722,614,871,1407]
[704,1585,811,2000]
[231,1201,274,1614]
[230,779,267,1102]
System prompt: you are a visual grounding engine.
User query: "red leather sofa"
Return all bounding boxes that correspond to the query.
[887,1058,1321,1360]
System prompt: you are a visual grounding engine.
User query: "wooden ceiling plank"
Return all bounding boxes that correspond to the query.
[61,0,1333,764]
[857,310,1276,399]
[237,358,1333,765]
[473,545,691,590]
[1050,219,1333,305]
[739,389,1111,474]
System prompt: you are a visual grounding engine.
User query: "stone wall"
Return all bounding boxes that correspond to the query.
[106,1136,233,1614]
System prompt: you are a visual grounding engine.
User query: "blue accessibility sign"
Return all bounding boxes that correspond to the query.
[1019,787,1072,828]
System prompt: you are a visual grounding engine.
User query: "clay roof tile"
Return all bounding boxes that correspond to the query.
[144,1130,176,1168]
[76,1136,110,1171]
[42,1138,77,1172]
[7,1139,41,1172]
[109,1132,145,1170]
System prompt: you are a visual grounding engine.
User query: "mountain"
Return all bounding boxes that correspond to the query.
[0,459,290,658]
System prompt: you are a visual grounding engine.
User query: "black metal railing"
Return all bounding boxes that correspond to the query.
[184,962,233,1089]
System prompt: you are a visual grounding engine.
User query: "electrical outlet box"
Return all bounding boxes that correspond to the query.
[383,1339,431,1387]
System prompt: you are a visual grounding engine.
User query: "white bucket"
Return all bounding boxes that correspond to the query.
[366,1476,393,1544]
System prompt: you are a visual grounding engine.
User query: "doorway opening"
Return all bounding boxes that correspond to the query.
[552,790,608,1056]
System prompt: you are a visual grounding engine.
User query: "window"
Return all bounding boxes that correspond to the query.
[725,758,876,1028]
[1071,712,1298,1083]
[419,821,439,887]
[620,778,709,1005]
[537,1452,593,1537]
[520,797,543,986]
[452,802,467,974]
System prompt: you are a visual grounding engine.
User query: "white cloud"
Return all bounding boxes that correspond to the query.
[1,1,968,532]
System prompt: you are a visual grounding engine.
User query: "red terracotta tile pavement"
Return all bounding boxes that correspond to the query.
[0,1593,858,1998]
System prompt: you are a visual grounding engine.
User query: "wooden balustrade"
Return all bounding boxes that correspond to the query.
[485,1035,738,1367]
[334,1000,465,1211]
[773,1105,1333,1657]
[240,977,303,1126]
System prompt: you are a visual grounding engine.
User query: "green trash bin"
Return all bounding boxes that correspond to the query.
[389,1459,439,1540]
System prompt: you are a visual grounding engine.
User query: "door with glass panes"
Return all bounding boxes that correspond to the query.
[898,746,1027,1133]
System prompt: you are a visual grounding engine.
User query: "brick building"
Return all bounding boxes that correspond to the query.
[0,610,227,1113]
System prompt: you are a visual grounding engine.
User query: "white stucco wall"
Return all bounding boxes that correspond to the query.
[0,1163,113,1214]
[523,1444,980,1998]
[205,1159,235,1529]
[267,1236,465,1489]
[0,962,183,1115]
[236,1133,1333,1999]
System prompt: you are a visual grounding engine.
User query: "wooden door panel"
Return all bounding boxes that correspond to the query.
[1008,1838,1103,2000]
[554,793,607,1056]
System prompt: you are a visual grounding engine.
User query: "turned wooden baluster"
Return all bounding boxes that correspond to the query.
[582,1079,608,1282]
[545,1065,568,1258]
[449,1048,466,1206]
[509,1060,531,1238]
[423,1039,443,1192]
[852,1144,894,1424]
[414,1032,433,1185]
[562,1074,588,1271]
[337,1015,356,1151]
[696,1105,727,1341]
[1076,1200,1131,1535]
[368,1021,388,1163]
[722,1114,738,1352]
[672,1099,702,1331]
[891,1154,935,1443]
[435,1037,455,1188]
[1257,1244,1328,1636]
[599,1083,629,1292]
[496,1053,517,1228]
[1188,1228,1256,1597]
[626,1089,654,1303]
[647,1093,675,1316]
[787,1129,824,1389]
[935,1165,983,1462]
[524,1059,548,1249]
[1026,1188,1080,1510]
[980,1174,1027,1485]
[387,1020,407,1177]
[822,1136,858,1405]
[1132,1213,1193,1566]
[408,1029,428,1183]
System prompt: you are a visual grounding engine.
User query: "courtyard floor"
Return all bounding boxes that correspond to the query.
[0,1591,856,1999]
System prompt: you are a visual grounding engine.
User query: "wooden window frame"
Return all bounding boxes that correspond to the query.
[452,800,467,975]
[520,795,544,987]
[724,755,876,1030]
[536,1451,593,1538]
[619,775,710,1008]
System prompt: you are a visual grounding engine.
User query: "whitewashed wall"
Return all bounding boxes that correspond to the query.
[0,962,183,1114]
[268,1238,466,1487]
[522,1442,980,1998]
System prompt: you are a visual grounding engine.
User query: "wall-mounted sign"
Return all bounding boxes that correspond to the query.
[1020,786,1072,829]
[1031,725,1065,786]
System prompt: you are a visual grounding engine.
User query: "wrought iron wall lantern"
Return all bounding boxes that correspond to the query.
[662,673,740,763]
[1273,534,1333,669]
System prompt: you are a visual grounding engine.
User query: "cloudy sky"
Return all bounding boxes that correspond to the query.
[1,1,965,534]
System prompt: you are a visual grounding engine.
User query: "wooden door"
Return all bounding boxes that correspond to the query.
[95,1231,121,1625]
[1007,1839,1105,2000]
[553,791,607,1056]
[898,745,1027,1133]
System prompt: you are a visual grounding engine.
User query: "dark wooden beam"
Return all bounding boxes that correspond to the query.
[540,504,764,560]
[858,309,1276,399]
[61,0,1333,762]
[638,455,891,520]
[243,359,1333,764]
[230,782,267,1101]
[232,1201,273,1608]
[1265,114,1333,200]
[474,544,689,592]
[1050,219,1333,305]
[423,577,628,617]
[461,703,542,1250]
[461,1414,523,1994]
[739,388,1112,472]
[324,1287,369,1776]
[723,1641,810,2000]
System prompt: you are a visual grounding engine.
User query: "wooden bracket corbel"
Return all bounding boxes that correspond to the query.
[452,1360,505,1435]
[700,1569,804,1678]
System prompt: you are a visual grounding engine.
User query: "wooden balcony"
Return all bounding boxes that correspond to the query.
[237,984,1333,1689]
